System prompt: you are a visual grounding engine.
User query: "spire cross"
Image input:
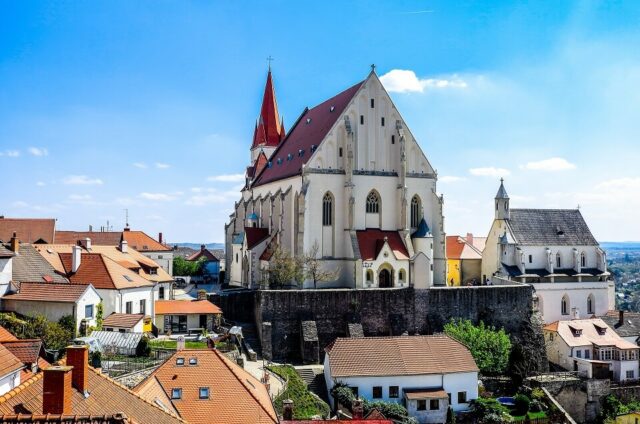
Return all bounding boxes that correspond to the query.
[267,55,274,70]
[370,63,376,72]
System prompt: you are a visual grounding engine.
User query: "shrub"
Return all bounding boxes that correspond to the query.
[136,336,152,357]
[514,394,531,415]
[444,319,512,374]
[530,387,545,401]
[330,382,415,424]
[469,398,512,423]
[268,365,330,419]
[529,399,545,413]
[446,406,456,424]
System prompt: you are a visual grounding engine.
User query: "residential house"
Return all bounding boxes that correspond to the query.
[187,245,221,282]
[0,343,22,396]
[0,241,101,333]
[0,345,183,423]
[0,217,56,244]
[154,297,222,335]
[102,313,148,333]
[446,234,485,286]
[0,325,48,396]
[482,179,615,323]
[134,349,278,424]
[544,318,640,382]
[324,335,479,423]
[56,228,174,276]
[616,410,640,424]
[601,310,640,346]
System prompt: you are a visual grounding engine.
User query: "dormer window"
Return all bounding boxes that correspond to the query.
[330,106,335,112]
[311,145,317,152]
[306,118,312,124]
[556,226,565,237]
[267,161,272,168]
[568,325,582,336]
[298,149,304,157]
[287,153,293,161]
[176,358,185,366]
[277,158,282,165]
[594,324,607,335]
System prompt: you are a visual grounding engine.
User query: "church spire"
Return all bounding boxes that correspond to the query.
[251,69,285,150]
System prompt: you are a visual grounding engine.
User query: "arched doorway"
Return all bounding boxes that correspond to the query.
[379,269,392,288]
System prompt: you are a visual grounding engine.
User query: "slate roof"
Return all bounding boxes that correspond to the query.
[601,311,640,338]
[2,283,90,303]
[0,218,56,244]
[252,80,364,187]
[10,244,69,284]
[356,230,409,261]
[411,218,431,238]
[134,349,277,424]
[508,209,598,246]
[325,335,479,378]
[102,313,145,329]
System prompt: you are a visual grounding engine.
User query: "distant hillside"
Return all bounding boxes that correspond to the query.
[172,242,225,251]
[601,242,640,251]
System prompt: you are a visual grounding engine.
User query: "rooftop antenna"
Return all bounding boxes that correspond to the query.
[124,208,130,229]
[266,55,274,71]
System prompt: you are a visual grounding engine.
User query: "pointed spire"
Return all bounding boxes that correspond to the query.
[251,69,285,149]
[495,178,509,199]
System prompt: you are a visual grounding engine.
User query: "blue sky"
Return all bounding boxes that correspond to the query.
[1,1,639,242]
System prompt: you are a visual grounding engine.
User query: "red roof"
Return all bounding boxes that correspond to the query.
[446,236,466,259]
[2,283,89,303]
[55,231,122,245]
[245,227,270,250]
[0,218,56,244]
[356,230,409,261]
[251,70,285,149]
[0,325,18,342]
[155,300,222,315]
[252,80,364,187]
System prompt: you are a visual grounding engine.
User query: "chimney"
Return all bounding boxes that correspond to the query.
[120,239,128,254]
[352,398,364,419]
[89,225,93,232]
[282,399,293,420]
[72,245,82,273]
[466,233,474,245]
[66,345,88,394]
[197,290,207,301]
[9,232,19,254]
[158,232,163,244]
[84,237,91,250]
[43,366,73,415]
[620,310,625,325]
[201,244,206,252]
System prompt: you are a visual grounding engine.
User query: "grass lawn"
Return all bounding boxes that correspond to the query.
[267,365,330,419]
[511,411,547,421]
[149,339,208,349]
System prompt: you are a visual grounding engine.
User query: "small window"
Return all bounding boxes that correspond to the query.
[581,252,586,267]
[322,193,333,226]
[366,191,380,214]
[370,98,375,108]
[381,117,385,126]
[171,388,182,399]
[85,304,94,319]
[360,115,364,125]
[576,350,582,358]
[176,358,185,366]
[158,255,163,259]
[118,329,125,333]
[430,399,440,410]
[199,387,210,399]
[159,287,165,300]
[140,299,146,315]
[125,301,132,314]
[417,399,427,411]
[389,386,399,398]
[627,370,635,379]
[457,391,467,404]
[372,386,382,399]
[391,135,395,144]
[235,253,238,263]
[350,386,359,397]
[528,255,532,263]
[556,253,561,268]
[339,147,343,157]
[189,357,198,365]
[561,295,569,315]
[585,350,590,359]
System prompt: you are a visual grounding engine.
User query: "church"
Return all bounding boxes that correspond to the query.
[225,67,446,289]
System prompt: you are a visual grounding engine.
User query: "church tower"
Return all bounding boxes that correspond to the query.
[495,178,510,220]
[250,68,286,168]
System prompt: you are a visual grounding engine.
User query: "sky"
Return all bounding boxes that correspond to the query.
[1,0,640,243]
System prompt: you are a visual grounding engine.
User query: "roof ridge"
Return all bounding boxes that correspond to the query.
[0,372,43,405]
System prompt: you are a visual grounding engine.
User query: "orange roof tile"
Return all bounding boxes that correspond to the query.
[123,231,171,252]
[57,252,153,290]
[134,349,277,424]
[155,300,222,315]
[102,313,145,329]
[0,325,18,342]
[55,231,123,245]
[0,343,23,378]
[3,283,91,303]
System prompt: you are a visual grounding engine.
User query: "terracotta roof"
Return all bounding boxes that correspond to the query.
[0,343,23,378]
[1,340,43,365]
[0,326,18,342]
[544,318,639,349]
[10,244,69,284]
[134,349,277,424]
[155,300,221,315]
[2,283,91,303]
[123,230,171,252]
[356,230,409,261]
[251,70,286,150]
[102,313,145,329]
[325,335,479,378]
[0,218,56,244]
[57,252,153,290]
[446,236,466,260]
[252,80,364,187]
[186,248,220,262]
[245,227,270,250]
[0,413,135,423]
[0,368,183,423]
[404,388,448,400]
[446,236,483,260]
[55,231,123,246]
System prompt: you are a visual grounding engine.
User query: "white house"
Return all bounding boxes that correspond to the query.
[324,335,479,423]
[225,68,446,289]
[0,243,15,298]
[0,343,22,396]
[544,318,640,382]
[481,179,615,324]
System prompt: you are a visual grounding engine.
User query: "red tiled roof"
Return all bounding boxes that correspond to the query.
[0,343,23,378]
[135,349,277,424]
[0,218,56,244]
[245,227,270,250]
[1,339,43,365]
[356,230,409,261]
[55,231,123,245]
[283,420,391,424]
[251,70,285,150]
[252,80,364,187]
[2,283,89,303]
[446,236,466,260]
[60,253,114,289]
[122,230,171,252]
[186,249,219,262]
[155,300,222,315]
[0,413,134,423]
[0,325,18,342]
[102,313,145,329]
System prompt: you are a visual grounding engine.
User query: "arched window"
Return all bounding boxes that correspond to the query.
[561,295,570,315]
[366,191,380,214]
[159,286,165,300]
[581,252,586,268]
[322,192,333,226]
[556,252,562,268]
[587,293,595,314]
[366,269,373,284]
[410,195,421,228]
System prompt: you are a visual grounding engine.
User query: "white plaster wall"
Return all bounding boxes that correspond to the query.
[99,286,154,318]
[76,287,101,329]
[0,370,20,397]
[3,300,74,326]
[535,281,613,323]
[144,251,174,276]
[0,257,12,297]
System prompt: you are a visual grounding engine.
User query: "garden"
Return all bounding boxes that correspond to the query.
[267,365,331,419]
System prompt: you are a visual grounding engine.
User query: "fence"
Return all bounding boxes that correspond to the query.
[100,348,174,378]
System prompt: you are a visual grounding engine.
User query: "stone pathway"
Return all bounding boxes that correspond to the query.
[242,355,285,398]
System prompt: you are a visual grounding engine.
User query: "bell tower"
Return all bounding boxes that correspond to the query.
[495,178,510,220]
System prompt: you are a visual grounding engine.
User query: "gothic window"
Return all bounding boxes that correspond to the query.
[366,191,380,214]
[561,295,570,315]
[581,252,586,267]
[322,192,333,226]
[410,195,422,228]
[556,252,562,268]
[587,293,595,314]
[370,98,375,108]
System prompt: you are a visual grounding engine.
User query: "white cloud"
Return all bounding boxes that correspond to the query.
[28,147,48,156]
[439,175,466,183]
[133,162,148,169]
[139,192,178,202]
[379,69,468,93]
[521,157,576,171]
[155,162,170,169]
[11,200,29,208]
[207,173,245,182]
[469,167,511,177]
[63,175,104,185]
[0,150,20,157]
[36,181,46,187]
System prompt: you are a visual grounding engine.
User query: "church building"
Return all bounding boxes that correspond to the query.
[482,179,615,323]
[225,67,446,289]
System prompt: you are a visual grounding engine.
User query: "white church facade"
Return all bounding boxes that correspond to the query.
[225,68,446,289]
[482,180,615,324]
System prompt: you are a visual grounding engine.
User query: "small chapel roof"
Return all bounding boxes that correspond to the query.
[508,209,598,246]
[356,230,409,261]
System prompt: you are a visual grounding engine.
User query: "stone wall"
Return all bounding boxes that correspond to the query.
[216,285,547,368]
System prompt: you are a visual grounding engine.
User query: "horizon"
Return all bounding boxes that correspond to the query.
[2,1,640,243]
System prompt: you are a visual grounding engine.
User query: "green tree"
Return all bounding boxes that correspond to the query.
[444,319,512,374]
[446,407,456,424]
[95,302,104,330]
[173,256,205,276]
[303,241,340,288]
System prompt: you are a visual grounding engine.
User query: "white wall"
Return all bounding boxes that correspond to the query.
[0,369,20,397]
[0,257,12,298]
[98,286,155,318]
[144,251,174,276]
[536,281,614,323]
[76,286,101,330]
